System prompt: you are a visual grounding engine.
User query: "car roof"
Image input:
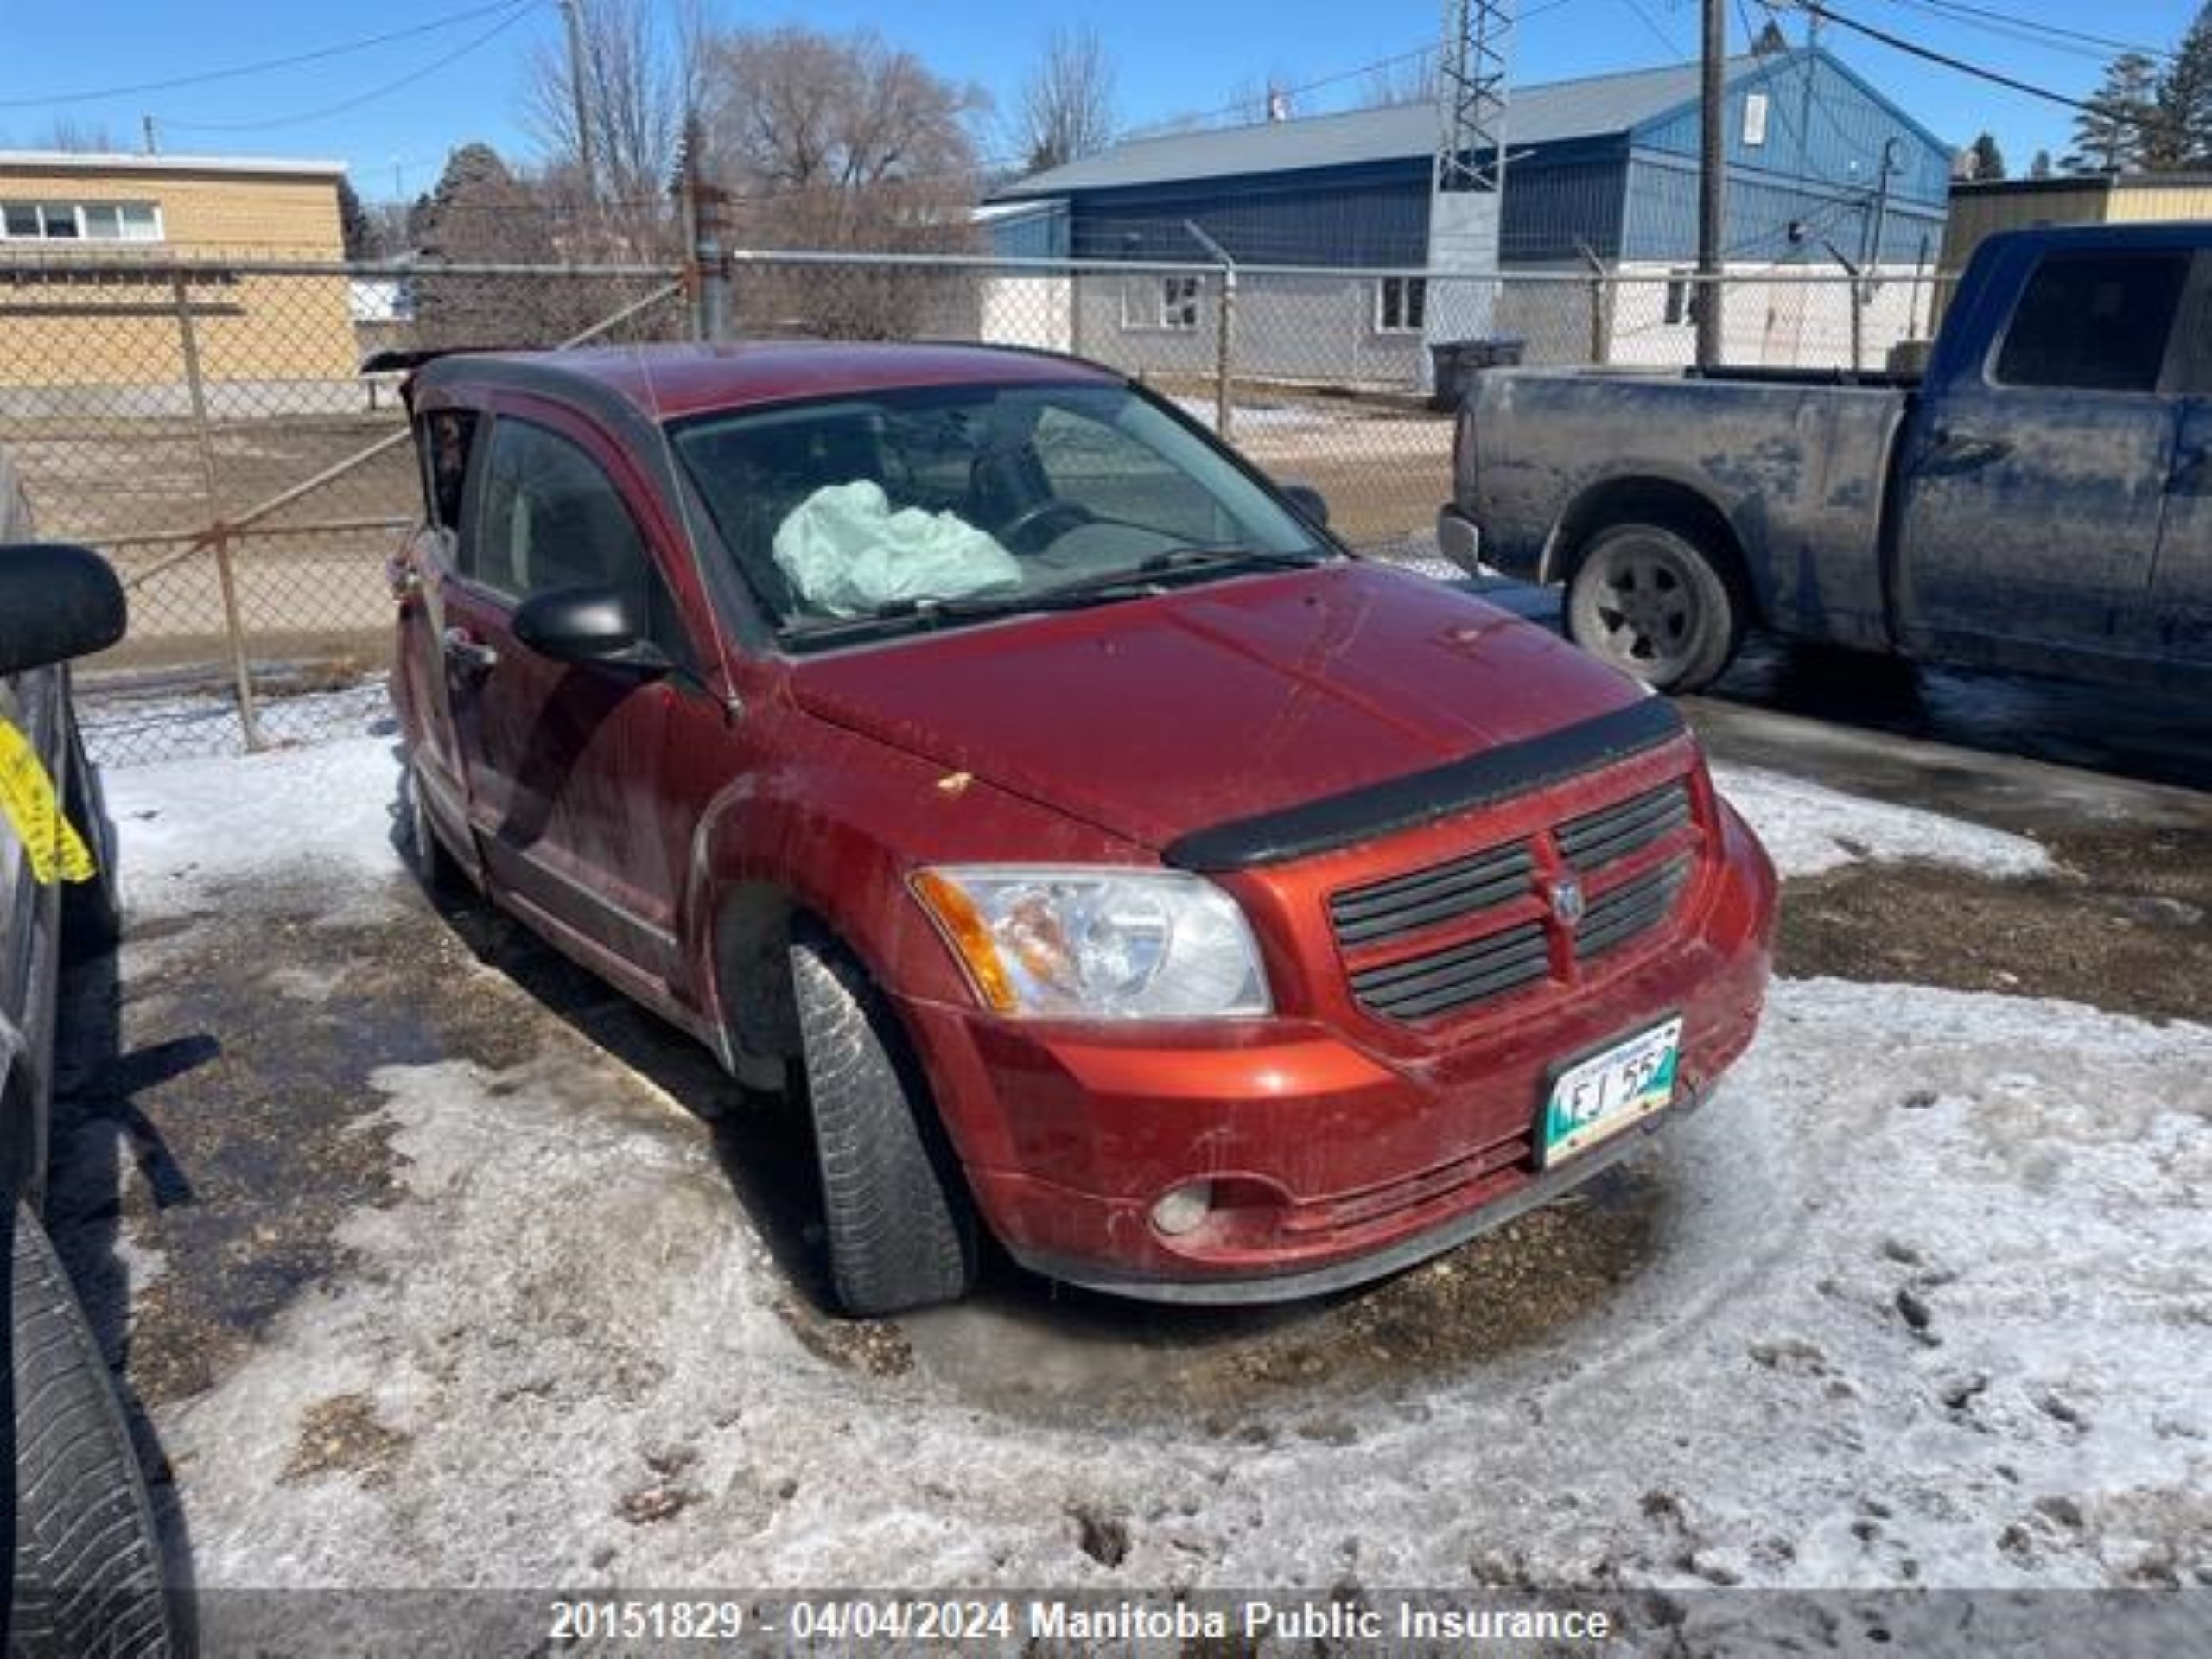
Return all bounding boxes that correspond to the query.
[416,339,1124,421]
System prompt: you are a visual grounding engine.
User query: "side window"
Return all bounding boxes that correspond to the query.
[418,409,480,532]
[1993,252,2190,393]
[469,417,668,635]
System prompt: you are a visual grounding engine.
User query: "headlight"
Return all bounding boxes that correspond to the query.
[911,866,1272,1020]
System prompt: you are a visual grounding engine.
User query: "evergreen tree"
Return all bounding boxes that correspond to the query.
[2063,51,2159,173]
[2152,3,2212,168]
[1967,131,2006,180]
[335,175,375,261]
[2029,149,2052,179]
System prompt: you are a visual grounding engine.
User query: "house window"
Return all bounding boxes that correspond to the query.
[0,200,163,243]
[1126,273,1201,331]
[1743,92,1770,148]
[1376,276,1427,334]
[1158,274,1200,330]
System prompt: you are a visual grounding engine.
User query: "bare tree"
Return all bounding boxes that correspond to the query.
[521,0,700,207]
[698,25,989,337]
[34,117,115,153]
[1009,23,1117,173]
[1357,51,1436,111]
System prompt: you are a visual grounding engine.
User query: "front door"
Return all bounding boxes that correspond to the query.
[1894,246,2192,671]
[439,400,697,985]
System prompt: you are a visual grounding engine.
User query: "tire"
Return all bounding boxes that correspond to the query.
[788,931,976,1317]
[403,757,464,898]
[1565,521,1745,694]
[8,1203,175,1658]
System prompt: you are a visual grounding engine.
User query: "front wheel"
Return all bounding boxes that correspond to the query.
[788,931,976,1317]
[1565,522,1744,694]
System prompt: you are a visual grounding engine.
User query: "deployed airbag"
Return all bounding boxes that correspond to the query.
[772,480,1020,616]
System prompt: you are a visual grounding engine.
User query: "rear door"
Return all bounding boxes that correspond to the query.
[2152,255,2212,669]
[440,397,702,986]
[1894,246,2192,668]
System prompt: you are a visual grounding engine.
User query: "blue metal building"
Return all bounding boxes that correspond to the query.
[988,48,1952,272]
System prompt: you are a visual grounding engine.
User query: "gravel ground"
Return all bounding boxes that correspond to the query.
[45,724,2212,1648]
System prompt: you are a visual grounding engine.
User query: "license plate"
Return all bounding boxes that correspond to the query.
[1540,1017,1683,1167]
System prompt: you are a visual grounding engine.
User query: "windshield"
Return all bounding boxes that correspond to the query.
[670,380,1331,645]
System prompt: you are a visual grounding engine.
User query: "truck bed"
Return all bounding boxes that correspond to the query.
[1466,367,1914,653]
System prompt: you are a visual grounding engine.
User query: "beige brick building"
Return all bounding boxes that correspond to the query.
[0,151,358,413]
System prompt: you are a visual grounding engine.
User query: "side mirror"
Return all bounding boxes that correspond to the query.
[512,584,671,677]
[0,544,126,675]
[1280,484,1331,529]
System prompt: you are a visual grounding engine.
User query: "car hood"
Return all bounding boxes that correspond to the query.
[785,563,1651,854]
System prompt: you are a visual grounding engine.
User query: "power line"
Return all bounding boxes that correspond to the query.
[1619,0,1693,62]
[1796,1,2160,122]
[1868,0,2173,65]
[0,0,540,111]
[162,1,542,135]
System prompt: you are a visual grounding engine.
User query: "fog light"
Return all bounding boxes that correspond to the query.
[1150,1181,1214,1237]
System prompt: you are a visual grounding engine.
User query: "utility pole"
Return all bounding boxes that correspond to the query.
[1696,0,1726,370]
[559,0,599,198]
[142,114,158,156]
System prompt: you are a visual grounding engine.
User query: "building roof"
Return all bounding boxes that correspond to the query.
[0,150,346,180]
[995,54,1770,199]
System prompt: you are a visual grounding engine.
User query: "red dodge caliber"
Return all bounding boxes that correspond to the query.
[388,342,1776,1315]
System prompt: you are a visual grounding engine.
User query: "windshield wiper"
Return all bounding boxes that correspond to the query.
[1132,545,1331,577]
[779,580,1157,645]
[779,550,1332,646]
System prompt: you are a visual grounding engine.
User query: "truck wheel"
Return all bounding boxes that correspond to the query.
[404,758,464,898]
[8,1202,175,1657]
[1566,522,1743,693]
[788,930,976,1317]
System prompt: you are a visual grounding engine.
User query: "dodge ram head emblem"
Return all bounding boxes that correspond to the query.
[1549,878,1586,927]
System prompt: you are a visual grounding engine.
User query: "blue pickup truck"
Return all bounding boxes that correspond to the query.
[1440,222,2212,692]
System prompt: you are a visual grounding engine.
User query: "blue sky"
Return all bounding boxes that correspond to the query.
[0,1,2201,200]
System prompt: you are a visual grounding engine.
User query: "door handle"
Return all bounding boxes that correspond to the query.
[442,627,499,675]
[1925,428,2013,474]
[2171,443,2211,495]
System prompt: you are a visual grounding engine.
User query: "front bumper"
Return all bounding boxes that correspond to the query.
[896,806,1774,1302]
[1002,1076,1714,1304]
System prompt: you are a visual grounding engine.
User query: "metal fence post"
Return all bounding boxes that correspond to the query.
[170,270,262,752]
[1576,244,1611,367]
[683,114,732,343]
[1215,266,1237,444]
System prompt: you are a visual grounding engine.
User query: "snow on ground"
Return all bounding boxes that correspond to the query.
[99,724,2209,1600]
[105,735,404,925]
[1711,763,2054,880]
[155,977,2210,1592]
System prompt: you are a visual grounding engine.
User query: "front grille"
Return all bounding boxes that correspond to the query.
[1332,772,1700,1026]
[1347,918,1549,1021]
[1557,779,1692,870]
[1576,855,1692,960]
[1328,840,1533,946]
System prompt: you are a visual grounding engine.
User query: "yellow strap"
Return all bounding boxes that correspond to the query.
[0,718,94,886]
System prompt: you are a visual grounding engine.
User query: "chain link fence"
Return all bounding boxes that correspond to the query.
[0,251,684,764]
[1,247,1946,765]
